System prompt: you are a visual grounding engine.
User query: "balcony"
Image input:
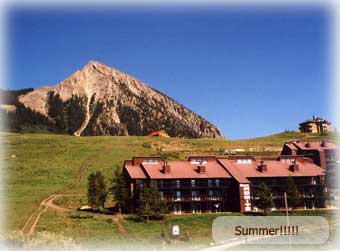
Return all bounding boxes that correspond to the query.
[165,196,223,202]
[255,193,318,200]
[158,184,226,190]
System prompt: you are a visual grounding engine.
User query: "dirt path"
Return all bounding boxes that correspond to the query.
[113,214,127,236]
[22,158,92,237]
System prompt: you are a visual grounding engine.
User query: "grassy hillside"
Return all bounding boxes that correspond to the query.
[3,131,337,248]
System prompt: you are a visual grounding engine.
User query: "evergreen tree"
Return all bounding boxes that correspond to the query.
[111,168,129,214]
[137,181,168,223]
[47,91,66,132]
[95,171,107,208]
[256,182,274,215]
[87,171,107,211]
[287,176,301,211]
[87,173,98,211]
[64,94,86,134]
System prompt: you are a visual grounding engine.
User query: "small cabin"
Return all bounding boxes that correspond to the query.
[148,130,170,138]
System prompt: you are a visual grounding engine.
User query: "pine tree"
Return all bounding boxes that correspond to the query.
[95,171,107,208]
[256,182,274,215]
[137,181,168,223]
[47,91,66,132]
[87,171,107,211]
[64,94,86,134]
[287,176,301,211]
[111,168,129,214]
[87,173,98,211]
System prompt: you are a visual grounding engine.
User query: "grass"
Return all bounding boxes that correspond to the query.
[2,131,337,247]
[32,209,339,249]
[34,210,124,245]
[53,195,87,209]
[34,210,242,248]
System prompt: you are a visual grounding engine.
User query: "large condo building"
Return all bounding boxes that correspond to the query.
[123,155,327,214]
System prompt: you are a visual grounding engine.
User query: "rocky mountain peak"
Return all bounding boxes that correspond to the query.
[17,61,222,138]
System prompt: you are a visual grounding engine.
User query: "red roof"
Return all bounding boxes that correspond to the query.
[147,130,170,137]
[124,158,231,179]
[218,157,325,183]
[285,140,337,151]
[125,164,147,179]
[123,156,325,182]
[217,159,249,183]
[142,160,231,179]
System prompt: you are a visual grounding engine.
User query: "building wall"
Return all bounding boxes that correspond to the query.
[156,178,233,214]
[249,176,326,210]
[299,122,331,133]
[123,156,328,214]
[295,148,337,188]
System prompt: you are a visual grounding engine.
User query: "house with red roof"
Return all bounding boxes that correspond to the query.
[281,140,339,188]
[147,130,170,137]
[123,155,327,214]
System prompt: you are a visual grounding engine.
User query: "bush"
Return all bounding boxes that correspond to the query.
[142,142,152,148]
[126,214,144,222]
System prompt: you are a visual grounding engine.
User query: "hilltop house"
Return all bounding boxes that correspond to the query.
[123,155,326,214]
[299,116,331,133]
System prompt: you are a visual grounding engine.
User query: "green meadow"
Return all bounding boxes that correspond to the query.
[2,131,337,247]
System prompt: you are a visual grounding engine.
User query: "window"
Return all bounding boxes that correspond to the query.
[175,191,181,201]
[142,159,159,164]
[137,179,143,189]
[191,179,196,187]
[311,177,317,185]
[191,158,207,164]
[159,191,164,199]
[208,179,213,187]
[191,203,201,213]
[215,179,220,187]
[190,159,198,164]
[191,190,200,200]
[176,180,180,188]
[237,159,252,164]
[173,204,181,214]
[281,158,295,163]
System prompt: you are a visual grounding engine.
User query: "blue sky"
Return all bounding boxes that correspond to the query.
[7,6,331,139]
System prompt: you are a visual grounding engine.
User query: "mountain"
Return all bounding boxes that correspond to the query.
[5,61,221,138]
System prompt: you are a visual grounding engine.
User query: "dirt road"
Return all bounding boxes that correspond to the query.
[22,158,92,237]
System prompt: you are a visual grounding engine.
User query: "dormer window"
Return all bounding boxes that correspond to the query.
[142,159,159,164]
[280,158,295,163]
[236,159,252,164]
[191,159,207,165]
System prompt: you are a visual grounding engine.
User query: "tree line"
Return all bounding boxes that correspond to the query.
[87,169,168,223]
[255,176,301,214]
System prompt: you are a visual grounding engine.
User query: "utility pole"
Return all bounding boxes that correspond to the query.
[284,192,291,249]
[284,192,289,224]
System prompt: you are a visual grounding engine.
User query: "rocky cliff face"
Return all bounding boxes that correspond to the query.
[18,61,221,138]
